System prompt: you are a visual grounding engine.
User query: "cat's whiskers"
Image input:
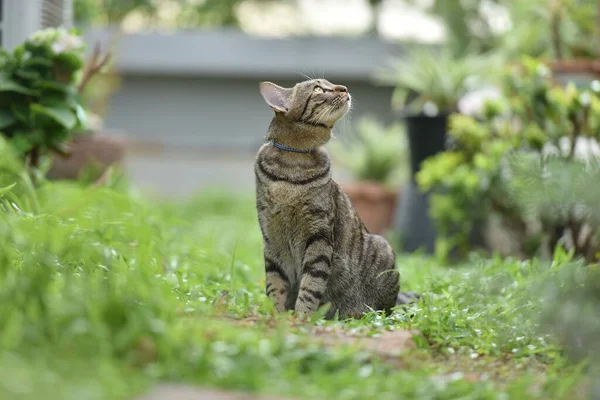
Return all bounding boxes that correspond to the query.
[295,70,318,81]
[307,104,328,124]
[341,97,355,135]
[311,104,335,127]
[337,112,352,140]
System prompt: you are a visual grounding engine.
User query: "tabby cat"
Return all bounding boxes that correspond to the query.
[255,78,418,320]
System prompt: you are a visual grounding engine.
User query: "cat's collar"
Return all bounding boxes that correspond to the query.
[270,140,316,154]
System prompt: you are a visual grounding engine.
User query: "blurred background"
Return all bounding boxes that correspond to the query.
[1,0,498,195]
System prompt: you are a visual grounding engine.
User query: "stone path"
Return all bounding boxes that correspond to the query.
[135,328,418,400]
[136,385,294,400]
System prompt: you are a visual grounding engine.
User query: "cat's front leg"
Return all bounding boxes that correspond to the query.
[264,253,289,312]
[295,229,333,315]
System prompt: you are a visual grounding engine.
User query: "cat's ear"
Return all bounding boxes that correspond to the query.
[259,82,291,113]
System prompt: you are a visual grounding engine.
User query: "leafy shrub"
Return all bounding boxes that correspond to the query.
[530,246,600,399]
[417,57,600,261]
[0,28,88,169]
[376,46,498,116]
[415,0,600,60]
[544,0,599,59]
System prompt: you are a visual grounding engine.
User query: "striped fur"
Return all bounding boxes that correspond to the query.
[255,79,418,320]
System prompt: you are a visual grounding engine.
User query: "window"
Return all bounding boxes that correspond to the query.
[0,0,4,47]
[1,0,70,50]
[41,0,65,28]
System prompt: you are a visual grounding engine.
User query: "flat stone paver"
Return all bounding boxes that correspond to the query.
[312,327,419,357]
[136,385,294,400]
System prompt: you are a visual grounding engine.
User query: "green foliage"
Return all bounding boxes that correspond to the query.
[406,0,505,56]
[328,117,408,186]
[535,252,600,363]
[377,46,499,115]
[508,155,600,226]
[543,0,600,59]
[0,28,88,163]
[0,162,589,398]
[418,0,600,60]
[531,246,600,398]
[0,138,589,398]
[506,0,600,59]
[0,137,40,213]
[417,57,600,261]
[188,0,247,27]
[74,0,279,28]
[74,0,157,25]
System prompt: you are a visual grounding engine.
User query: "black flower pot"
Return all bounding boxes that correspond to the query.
[405,114,449,180]
[394,113,448,253]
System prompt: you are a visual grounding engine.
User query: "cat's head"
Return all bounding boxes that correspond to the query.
[259,79,351,129]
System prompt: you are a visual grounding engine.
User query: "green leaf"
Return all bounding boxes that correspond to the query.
[15,69,41,81]
[0,183,17,198]
[75,104,88,128]
[9,135,34,154]
[13,46,25,62]
[0,74,38,95]
[30,103,76,130]
[37,80,75,94]
[53,52,84,72]
[39,93,69,108]
[0,109,16,129]
[10,103,29,123]
[22,57,52,69]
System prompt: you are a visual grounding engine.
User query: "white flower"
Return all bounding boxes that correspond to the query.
[29,28,59,46]
[29,27,83,54]
[423,101,439,117]
[51,30,84,54]
[51,42,66,54]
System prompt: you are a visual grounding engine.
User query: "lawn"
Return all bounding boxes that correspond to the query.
[0,174,590,400]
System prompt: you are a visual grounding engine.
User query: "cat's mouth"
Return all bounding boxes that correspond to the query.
[332,92,351,109]
[343,93,351,107]
[336,93,351,116]
[317,93,350,125]
[308,91,351,127]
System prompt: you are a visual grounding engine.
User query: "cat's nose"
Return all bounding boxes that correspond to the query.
[333,85,348,93]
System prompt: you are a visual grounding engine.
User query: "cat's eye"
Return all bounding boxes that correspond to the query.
[313,86,324,94]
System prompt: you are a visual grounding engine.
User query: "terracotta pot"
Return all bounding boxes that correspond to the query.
[342,181,398,235]
[550,59,600,86]
[550,59,600,75]
[47,133,127,180]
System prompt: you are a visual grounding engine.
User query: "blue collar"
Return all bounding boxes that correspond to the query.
[270,140,316,154]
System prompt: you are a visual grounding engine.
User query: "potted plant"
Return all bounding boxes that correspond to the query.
[417,0,600,81]
[503,0,600,84]
[0,27,126,185]
[417,57,600,262]
[546,0,600,82]
[0,28,89,183]
[329,117,409,235]
[376,46,495,252]
[47,42,128,182]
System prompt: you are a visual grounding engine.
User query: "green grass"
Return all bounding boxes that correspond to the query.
[0,173,591,400]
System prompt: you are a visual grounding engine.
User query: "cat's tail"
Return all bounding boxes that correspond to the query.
[396,291,421,306]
